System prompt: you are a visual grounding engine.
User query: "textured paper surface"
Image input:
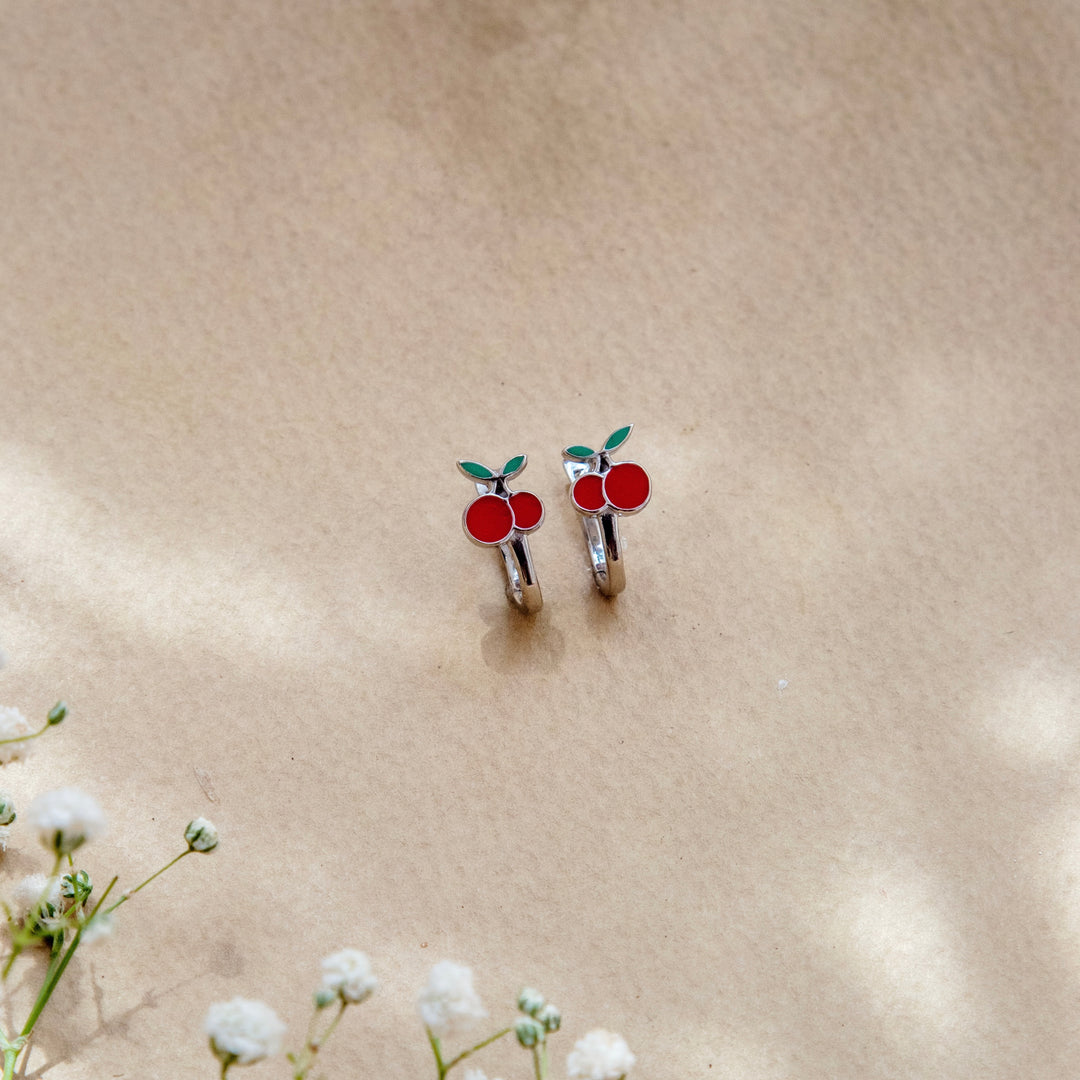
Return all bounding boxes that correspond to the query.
[2,2,1079,1077]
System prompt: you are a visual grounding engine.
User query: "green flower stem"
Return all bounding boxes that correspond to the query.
[0,722,53,749]
[19,877,116,1040]
[1,1042,25,1080]
[531,1041,550,1080]
[441,1027,513,1075]
[293,1000,348,1080]
[0,1032,27,1080]
[427,1027,446,1080]
[105,849,191,914]
[219,1052,237,1079]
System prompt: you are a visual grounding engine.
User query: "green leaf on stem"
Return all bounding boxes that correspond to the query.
[564,445,596,460]
[458,461,495,480]
[604,425,633,451]
[502,454,526,477]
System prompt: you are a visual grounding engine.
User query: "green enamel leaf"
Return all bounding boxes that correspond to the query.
[564,445,597,459]
[604,425,633,451]
[458,460,494,480]
[502,454,526,476]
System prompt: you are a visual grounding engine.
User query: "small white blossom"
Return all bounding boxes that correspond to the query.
[0,826,10,851]
[465,1070,504,1080]
[12,873,61,917]
[0,791,15,826]
[79,911,114,945]
[567,1030,636,1080]
[418,961,488,1037]
[185,817,219,852]
[0,707,33,763]
[320,948,377,1003]
[204,998,286,1065]
[27,788,105,854]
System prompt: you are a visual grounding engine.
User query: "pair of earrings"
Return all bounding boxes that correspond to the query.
[458,424,651,614]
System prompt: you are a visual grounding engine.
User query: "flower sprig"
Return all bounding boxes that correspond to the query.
[0,698,220,1080]
[202,958,636,1080]
[206,950,378,1079]
[0,701,66,764]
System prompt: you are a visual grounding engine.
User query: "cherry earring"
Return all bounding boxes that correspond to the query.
[458,453,545,614]
[562,424,651,597]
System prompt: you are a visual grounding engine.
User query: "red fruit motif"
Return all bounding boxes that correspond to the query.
[508,491,544,531]
[564,425,651,517]
[464,494,514,545]
[458,454,544,547]
[571,474,606,514]
[603,462,650,512]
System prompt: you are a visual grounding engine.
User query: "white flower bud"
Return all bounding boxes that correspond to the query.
[517,986,545,1017]
[515,1017,544,1048]
[185,817,219,852]
[0,792,15,826]
[47,701,67,725]
[61,869,93,904]
[537,1003,561,1033]
[313,987,337,1009]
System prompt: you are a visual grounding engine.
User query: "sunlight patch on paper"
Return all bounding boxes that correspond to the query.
[980,658,1079,764]
[0,446,322,658]
[844,864,972,1035]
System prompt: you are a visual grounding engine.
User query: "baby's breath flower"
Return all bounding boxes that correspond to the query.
[465,1070,504,1080]
[185,817,219,852]
[567,1030,636,1080]
[418,961,488,1038]
[27,788,105,854]
[0,792,16,826]
[518,987,545,1016]
[11,873,63,937]
[320,948,377,1004]
[515,1016,544,1048]
[537,1002,562,1033]
[0,707,33,763]
[12,873,60,917]
[204,998,286,1066]
[79,911,114,945]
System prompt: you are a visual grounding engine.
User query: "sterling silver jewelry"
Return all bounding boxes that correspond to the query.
[563,424,651,597]
[458,453,545,614]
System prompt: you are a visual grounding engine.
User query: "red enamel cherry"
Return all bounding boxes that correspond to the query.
[508,491,543,532]
[464,494,514,545]
[603,462,651,513]
[571,473,606,514]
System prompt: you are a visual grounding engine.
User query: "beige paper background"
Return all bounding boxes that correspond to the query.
[2,1,1079,1077]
